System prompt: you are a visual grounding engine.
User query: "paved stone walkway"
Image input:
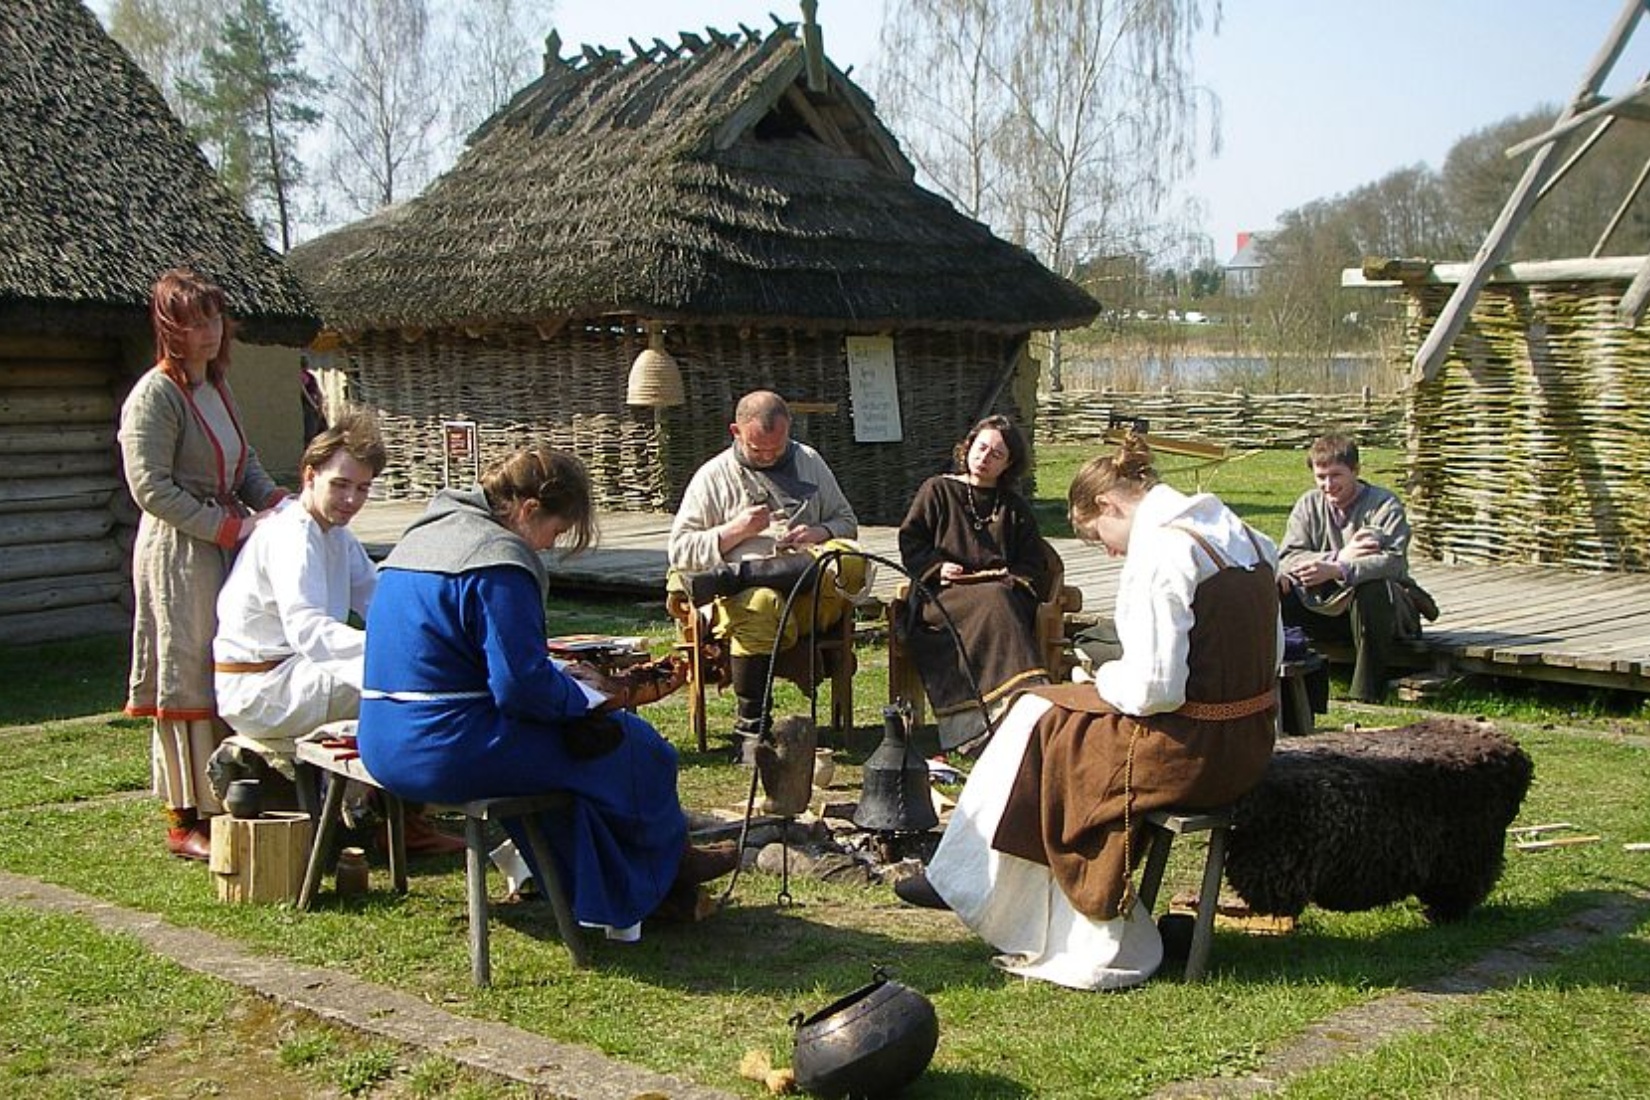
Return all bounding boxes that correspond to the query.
[0,870,737,1100]
[1150,893,1649,1099]
[2,866,1643,1099]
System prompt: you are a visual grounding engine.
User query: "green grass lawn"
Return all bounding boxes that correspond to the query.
[1,625,1647,1098]
[2,449,1647,1097]
[1030,441,1404,542]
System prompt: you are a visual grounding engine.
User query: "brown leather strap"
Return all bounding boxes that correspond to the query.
[1176,689,1276,721]
[214,658,286,674]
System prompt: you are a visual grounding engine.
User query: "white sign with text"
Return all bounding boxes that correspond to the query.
[844,335,903,443]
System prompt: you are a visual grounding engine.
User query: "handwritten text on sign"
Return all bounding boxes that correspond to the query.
[844,335,903,443]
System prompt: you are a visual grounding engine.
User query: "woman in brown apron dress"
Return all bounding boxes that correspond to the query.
[917,432,1283,989]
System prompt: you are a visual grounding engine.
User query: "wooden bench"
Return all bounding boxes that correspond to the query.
[1135,806,1233,982]
[293,737,589,985]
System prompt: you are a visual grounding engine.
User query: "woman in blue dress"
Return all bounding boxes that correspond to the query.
[358,447,731,939]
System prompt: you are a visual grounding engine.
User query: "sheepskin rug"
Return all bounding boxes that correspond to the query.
[1224,717,1533,923]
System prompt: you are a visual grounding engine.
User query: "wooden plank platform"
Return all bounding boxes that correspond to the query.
[353,503,1650,694]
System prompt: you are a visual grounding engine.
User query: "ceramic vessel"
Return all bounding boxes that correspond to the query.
[224,778,262,820]
[813,748,836,789]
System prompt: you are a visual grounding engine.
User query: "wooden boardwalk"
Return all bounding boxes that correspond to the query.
[354,503,1650,694]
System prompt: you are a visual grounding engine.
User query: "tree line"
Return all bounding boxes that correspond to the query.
[1067,104,1650,396]
[101,0,1220,391]
[104,0,538,253]
[1242,105,1650,390]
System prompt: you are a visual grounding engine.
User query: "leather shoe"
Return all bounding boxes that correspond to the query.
[676,840,739,885]
[166,824,212,862]
[893,869,950,910]
[396,811,467,858]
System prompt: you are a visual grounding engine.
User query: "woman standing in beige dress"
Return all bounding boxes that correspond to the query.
[119,268,287,859]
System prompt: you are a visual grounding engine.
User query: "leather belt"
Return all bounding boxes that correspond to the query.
[214,658,287,674]
[1176,689,1276,721]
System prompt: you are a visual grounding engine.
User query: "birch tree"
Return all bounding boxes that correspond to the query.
[301,0,442,215]
[106,0,226,130]
[445,0,542,143]
[878,0,1219,388]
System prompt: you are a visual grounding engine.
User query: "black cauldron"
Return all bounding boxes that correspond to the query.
[790,969,939,1098]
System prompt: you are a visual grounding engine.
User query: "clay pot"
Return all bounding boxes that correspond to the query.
[813,749,837,789]
[224,779,262,820]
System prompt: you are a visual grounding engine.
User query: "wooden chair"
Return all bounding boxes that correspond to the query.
[666,591,858,753]
[886,538,1083,725]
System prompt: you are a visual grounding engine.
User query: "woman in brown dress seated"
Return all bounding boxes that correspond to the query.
[897,415,1055,751]
[908,432,1282,989]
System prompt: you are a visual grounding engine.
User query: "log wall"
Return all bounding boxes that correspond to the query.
[0,335,132,644]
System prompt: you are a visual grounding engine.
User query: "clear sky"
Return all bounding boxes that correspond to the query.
[552,0,1650,266]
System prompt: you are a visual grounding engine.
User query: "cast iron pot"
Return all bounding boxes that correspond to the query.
[790,968,939,1098]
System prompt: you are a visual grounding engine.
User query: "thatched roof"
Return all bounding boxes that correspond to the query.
[0,0,317,344]
[290,21,1099,336]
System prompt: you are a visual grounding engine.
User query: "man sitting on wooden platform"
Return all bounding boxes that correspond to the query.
[1278,433,1436,703]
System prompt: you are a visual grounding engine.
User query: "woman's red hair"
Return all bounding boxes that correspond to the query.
[151,267,235,384]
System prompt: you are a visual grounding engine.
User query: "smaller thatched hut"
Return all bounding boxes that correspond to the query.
[1,0,317,643]
[290,18,1098,523]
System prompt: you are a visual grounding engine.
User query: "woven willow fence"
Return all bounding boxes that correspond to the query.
[344,325,667,511]
[339,322,1032,526]
[1034,388,1403,449]
[1406,281,1650,573]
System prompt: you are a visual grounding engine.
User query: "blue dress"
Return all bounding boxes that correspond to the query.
[357,562,686,930]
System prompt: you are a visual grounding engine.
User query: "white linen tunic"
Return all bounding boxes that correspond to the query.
[212,499,377,765]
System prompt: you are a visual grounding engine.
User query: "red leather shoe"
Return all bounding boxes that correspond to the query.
[166,824,212,862]
[399,811,467,858]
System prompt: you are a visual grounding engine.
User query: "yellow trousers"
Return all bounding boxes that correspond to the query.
[670,539,869,658]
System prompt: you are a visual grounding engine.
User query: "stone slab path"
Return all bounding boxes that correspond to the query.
[2,865,1642,1099]
[0,870,736,1100]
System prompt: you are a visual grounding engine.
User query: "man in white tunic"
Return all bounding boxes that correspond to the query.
[212,409,383,776]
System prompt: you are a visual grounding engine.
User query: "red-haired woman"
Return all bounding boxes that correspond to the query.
[118,268,287,860]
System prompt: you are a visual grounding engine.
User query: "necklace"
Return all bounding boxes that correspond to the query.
[962,481,998,531]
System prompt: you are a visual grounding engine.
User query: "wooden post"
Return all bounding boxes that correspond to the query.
[210,812,314,905]
[1411,0,1647,381]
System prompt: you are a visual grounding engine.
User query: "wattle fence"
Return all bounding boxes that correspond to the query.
[1034,388,1404,450]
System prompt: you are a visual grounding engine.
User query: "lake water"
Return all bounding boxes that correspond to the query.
[1058,354,1388,393]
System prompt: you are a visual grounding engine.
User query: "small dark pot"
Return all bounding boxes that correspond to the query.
[224,779,262,820]
[791,969,938,1099]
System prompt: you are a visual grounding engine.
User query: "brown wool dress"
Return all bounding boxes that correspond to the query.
[926,504,1280,990]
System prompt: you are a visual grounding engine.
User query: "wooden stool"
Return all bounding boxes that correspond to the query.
[1135,807,1233,982]
[293,738,588,985]
[1278,653,1327,736]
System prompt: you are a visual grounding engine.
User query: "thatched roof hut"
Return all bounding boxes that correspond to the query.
[0,0,319,643]
[290,18,1099,522]
[0,0,315,342]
